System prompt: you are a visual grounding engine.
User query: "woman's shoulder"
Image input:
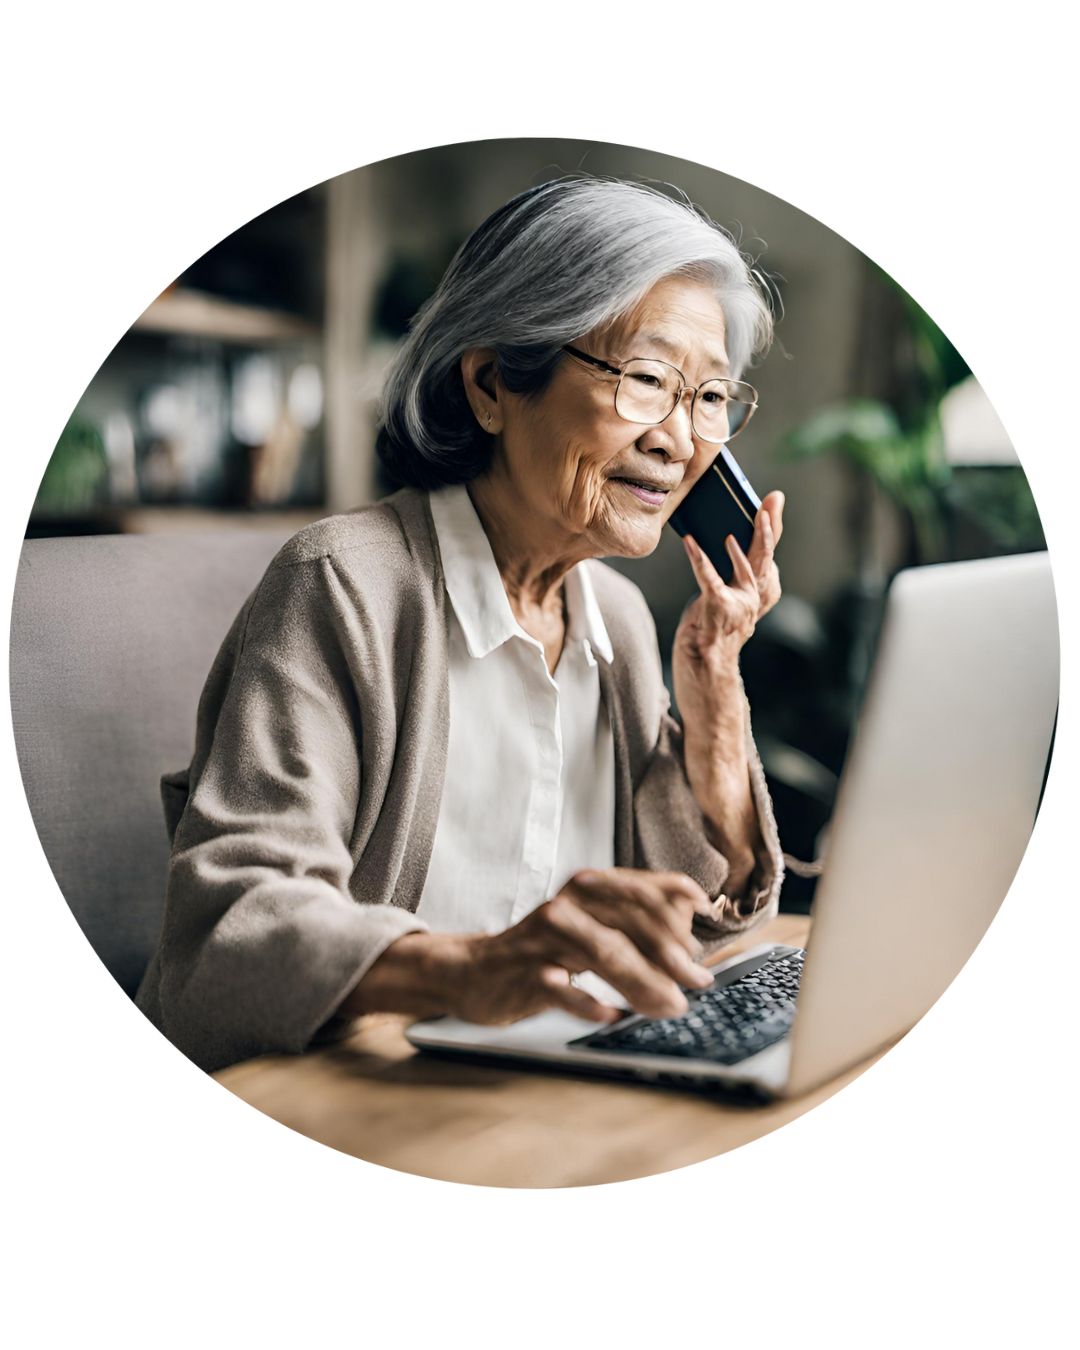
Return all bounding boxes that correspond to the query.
[272,486,436,578]
[233,488,441,647]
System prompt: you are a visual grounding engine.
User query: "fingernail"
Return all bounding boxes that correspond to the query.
[575,870,601,887]
[684,536,700,560]
[689,965,713,988]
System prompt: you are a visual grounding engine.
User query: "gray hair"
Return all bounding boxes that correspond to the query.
[377,176,775,490]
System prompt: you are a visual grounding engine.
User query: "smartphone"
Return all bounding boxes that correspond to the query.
[668,446,762,584]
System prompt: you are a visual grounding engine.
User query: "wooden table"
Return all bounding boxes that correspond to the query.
[216,915,889,1187]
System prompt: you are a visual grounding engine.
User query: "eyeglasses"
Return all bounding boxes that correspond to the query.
[562,344,758,443]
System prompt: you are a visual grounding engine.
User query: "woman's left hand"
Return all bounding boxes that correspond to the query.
[671,490,783,895]
[673,489,784,683]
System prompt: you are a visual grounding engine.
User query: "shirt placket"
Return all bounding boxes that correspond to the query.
[509,639,564,925]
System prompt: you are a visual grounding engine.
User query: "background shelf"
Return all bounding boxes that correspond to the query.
[133,288,318,343]
[116,505,326,535]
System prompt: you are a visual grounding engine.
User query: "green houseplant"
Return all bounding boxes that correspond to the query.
[754,267,1046,905]
[784,262,1045,568]
[785,266,971,568]
[32,414,109,521]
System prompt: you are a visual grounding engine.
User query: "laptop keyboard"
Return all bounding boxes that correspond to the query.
[578,947,806,1066]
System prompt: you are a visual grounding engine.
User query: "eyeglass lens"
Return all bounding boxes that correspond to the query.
[614,360,754,442]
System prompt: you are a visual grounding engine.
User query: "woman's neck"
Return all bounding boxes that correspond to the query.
[466,473,591,628]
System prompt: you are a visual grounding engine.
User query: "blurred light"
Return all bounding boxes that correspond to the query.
[288,363,323,430]
[143,385,184,439]
[757,735,838,804]
[231,354,282,446]
[941,376,1018,466]
[183,365,229,491]
[103,411,138,502]
[759,593,828,655]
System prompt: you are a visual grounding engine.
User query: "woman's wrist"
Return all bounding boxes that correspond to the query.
[681,662,748,754]
[337,930,473,1020]
[678,685,762,899]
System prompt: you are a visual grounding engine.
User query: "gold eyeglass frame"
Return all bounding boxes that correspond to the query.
[562,343,758,444]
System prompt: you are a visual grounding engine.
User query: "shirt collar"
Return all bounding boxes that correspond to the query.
[565,559,614,665]
[429,485,614,665]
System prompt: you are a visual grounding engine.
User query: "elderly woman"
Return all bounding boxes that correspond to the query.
[136,177,787,1074]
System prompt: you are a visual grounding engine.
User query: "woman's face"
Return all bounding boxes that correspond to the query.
[486,274,733,559]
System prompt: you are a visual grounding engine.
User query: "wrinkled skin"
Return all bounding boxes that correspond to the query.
[465,274,783,569]
[460,870,714,1022]
[344,275,784,1027]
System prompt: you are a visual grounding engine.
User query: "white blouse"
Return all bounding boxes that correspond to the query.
[415,485,617,934]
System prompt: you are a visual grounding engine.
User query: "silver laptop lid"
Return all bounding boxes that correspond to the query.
[785,551,1058,1097]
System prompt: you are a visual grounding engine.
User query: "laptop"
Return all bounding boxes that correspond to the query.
[407,552,1059,1099]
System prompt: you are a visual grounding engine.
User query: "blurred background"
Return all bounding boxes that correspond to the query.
[31,138,1046,911]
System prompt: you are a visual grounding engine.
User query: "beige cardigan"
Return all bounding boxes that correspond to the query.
[136,488,784,1072]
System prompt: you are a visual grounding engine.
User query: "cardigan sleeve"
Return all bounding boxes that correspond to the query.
[136,553,427,1074]
[632,690,784,953]
[591,559,784,953]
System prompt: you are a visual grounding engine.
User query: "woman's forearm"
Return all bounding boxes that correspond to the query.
[680,661,763,898]
[337,931,472,1019]
[691,761,762,899]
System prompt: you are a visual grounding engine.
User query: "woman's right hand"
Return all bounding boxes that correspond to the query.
[457,868,718,1023]
[342,869,717,1025]
[341,869,723,1015]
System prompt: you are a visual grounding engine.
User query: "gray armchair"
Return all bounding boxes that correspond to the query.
[10,531,292,997]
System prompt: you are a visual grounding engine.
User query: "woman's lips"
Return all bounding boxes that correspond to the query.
[616,479,669,507]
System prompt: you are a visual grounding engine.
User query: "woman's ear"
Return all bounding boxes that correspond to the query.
[461,348,503,434]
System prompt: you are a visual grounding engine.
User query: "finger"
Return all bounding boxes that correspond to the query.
[683,534,726,600]
[574,868,713,926]
[725,534,759,597]
[747,506,776,580]
[683,536,732,643]
[763,489,785,543]
[537,965,623,1023]
[648,870,715,917]
[766,490,785,540]
[758,567,782,617]
[583,896,718,993]
[541,898,689,1019]
[564,869,707,988]
[756,504,772,550]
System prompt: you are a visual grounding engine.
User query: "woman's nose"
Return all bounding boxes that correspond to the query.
[656,390,697,462]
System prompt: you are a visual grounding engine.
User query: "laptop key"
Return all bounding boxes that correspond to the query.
[578,948,808,1066]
